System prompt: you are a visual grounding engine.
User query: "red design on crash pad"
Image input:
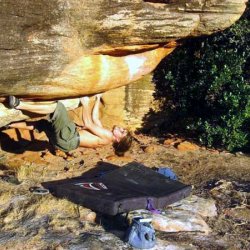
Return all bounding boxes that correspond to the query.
[75,182,108,191]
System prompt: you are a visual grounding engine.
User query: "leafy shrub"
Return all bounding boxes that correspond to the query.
[153,5,250,152]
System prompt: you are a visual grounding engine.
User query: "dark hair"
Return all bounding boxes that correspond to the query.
[113,131,133,156]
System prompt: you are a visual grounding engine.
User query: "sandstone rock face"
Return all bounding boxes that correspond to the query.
[0,0,247,100]
[0,0,247,126]
[101,74,155,130]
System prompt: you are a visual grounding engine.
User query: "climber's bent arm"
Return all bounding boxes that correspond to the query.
[91,94,103,128]
[80,97,113,143]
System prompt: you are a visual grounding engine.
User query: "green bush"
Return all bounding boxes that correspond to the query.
[153,5,250,152]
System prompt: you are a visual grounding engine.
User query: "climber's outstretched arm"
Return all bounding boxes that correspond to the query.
[92,94,103,128]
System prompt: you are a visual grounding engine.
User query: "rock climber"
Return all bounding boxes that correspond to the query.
[7,94,132,156]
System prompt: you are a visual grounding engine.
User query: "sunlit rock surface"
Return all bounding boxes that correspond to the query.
[169,195,218,218]
[0,0,247,126]
[0,0,247,99]
[101,74,155,130]
[0,74,156,128]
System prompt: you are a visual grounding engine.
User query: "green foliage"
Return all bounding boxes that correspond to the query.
[153,5,250,152]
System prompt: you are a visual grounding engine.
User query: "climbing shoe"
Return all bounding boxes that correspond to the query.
[8,96,20,108]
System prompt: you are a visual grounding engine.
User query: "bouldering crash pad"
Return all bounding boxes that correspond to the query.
[42,162,191,215]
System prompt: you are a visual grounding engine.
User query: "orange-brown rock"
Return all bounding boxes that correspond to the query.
[164,138,183,147]
[176,141,200,152]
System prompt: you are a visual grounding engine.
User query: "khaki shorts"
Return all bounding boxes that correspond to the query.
[48,101,80,152]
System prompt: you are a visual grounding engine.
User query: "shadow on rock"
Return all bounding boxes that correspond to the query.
[0,119,54,154]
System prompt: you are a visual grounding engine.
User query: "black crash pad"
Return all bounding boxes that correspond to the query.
[42,162,191,215]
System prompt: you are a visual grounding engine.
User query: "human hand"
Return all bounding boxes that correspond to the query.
[95,93,105,107]
[80,96,90,106]
[95,93,103,101]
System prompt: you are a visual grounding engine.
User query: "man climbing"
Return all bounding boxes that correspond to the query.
[7,95,132,156]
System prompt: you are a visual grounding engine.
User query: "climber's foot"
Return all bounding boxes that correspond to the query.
[8,96,20,109]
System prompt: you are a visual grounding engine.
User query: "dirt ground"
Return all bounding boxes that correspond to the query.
[0,129,249,249]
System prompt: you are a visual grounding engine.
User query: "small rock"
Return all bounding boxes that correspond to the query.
[235,151,244,156]
[78,207,97,223]
[64,156,74,161]
[55,150,68,158]
[210,180,234,198]
[84,211,97,223]
[0,174,21,185]
[163,138,182,146]
[176,141,199,151]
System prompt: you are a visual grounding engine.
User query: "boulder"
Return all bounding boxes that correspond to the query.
[0,0,247,126]
[176,141,200,152]
[128,208,212,235]
[169,195,218,217]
